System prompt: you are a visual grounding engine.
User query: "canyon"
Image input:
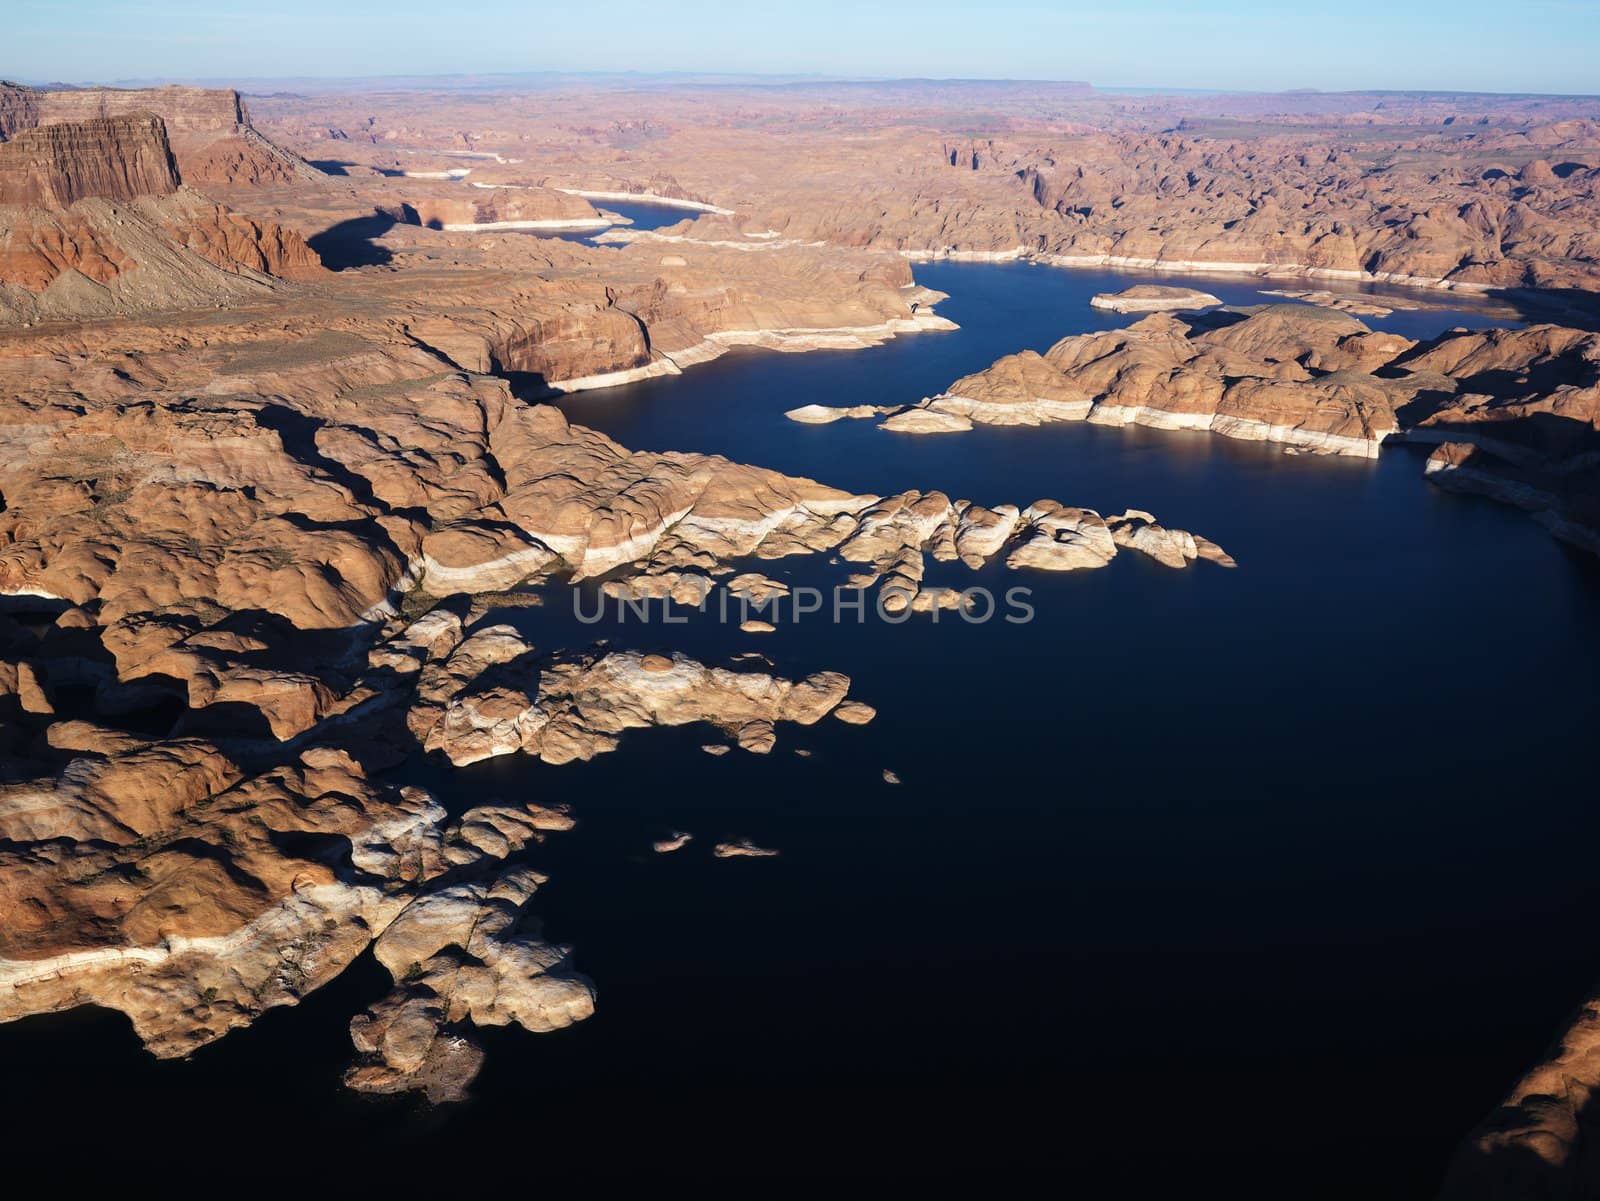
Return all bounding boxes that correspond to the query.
[0,71,1598,1195]
[262,78,1600,294]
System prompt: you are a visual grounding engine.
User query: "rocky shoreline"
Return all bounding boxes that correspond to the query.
[0,201,1234,1098]
[901,245,1509,296]
[787,302,1600,555]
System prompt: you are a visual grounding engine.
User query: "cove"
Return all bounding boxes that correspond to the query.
[494,197,708,242]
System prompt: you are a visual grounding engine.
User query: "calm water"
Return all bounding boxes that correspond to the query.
[592,198,706,235]
[6,262,1598,1194]
[501,197,699,242]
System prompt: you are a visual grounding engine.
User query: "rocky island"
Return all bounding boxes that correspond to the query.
[1088,284,1223,312]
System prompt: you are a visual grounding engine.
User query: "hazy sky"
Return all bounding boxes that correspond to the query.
[7,0,1599,94]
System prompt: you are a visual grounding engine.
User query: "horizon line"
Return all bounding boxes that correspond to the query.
[4,69,1600,102]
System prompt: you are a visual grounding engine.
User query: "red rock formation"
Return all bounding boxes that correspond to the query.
[162,202,324,281]
[0,82,317,187]
[0,191,323,316]
[0,113,178,208]
[910,304,1600,553]
[0,110,321,309]
[0,81,40,140]
[0,206,134,288]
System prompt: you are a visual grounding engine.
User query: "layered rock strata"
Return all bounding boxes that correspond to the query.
[0,113,179,209]
[0,83,318,186]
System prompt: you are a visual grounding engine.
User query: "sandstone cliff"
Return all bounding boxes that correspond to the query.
[0,107,324,319]
[0,82,319,187]
[0,113,179,208]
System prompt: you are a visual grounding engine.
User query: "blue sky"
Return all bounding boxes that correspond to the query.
[7,0,1599,93]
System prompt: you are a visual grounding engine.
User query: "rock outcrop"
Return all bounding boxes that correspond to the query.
[786,402,892,424]
[346,866,593,1102]
[1089,284,1222,313]
[1,745,449,1057]
[0,189,324,320]
[0,108,324,320]
[922,305,1407,457]
[408,634,854,767]
[375,187,604,232]
[911,304,1600,552]
[0,720,591,1097]
[713,840,779,859]
[832,700,877,725]
[1441,988,1600,1200]
[0,83,318,187]
[909,302,1600,552]
[0,113,179,208]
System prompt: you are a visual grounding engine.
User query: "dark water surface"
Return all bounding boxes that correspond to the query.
[6,263,1598,1194]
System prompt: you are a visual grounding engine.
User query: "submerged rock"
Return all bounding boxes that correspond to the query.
[713,839,779,859]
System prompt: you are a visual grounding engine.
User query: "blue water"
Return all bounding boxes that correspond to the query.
[591,198,704,235]
[554,261,1524,481]
[5,262,1595,1195]
[510,264,1600,1190]
[503,196,701,243]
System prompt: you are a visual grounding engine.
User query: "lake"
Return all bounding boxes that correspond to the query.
[5,261,1596,1195]
[500,196,706,242]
